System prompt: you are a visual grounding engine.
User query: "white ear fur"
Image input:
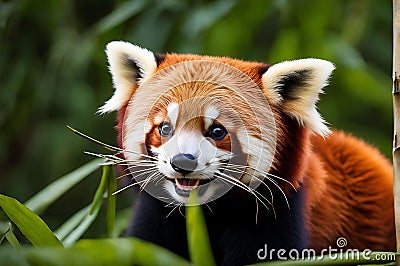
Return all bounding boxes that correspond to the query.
[98,41,157,114]
[261,58,335,136]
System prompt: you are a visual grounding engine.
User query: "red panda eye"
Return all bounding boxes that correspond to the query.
[158,122,174,137]
[206,124,227,140]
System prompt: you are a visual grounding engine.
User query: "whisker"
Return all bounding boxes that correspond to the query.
[68,125,121,152]
[222,166,289,211]
[178,204,185,218]
[110,162,158,168]
[116,162,159,171]
[221,162,296,191]
[215,172,271,211]
[112,178,149,195]
[140,172,162,192]
[166,205,179,218]
[68,126,158,164]
[204,203,214,213]
[115,161,158,166]
[129,168,159,182]
[84,151,158,169]
[116,171,133,180]
[158,196,170,200]
[259,175,289,211]
[126,165,158,175]
[220,162,296,197]
[164,200,177,208]
[122,151,159,161]
[155,175,166,186]
[120,155,158,162]
[265,172,297,192]
[216,169,273,206]
[216,172,269,223]
[84,151,123,163]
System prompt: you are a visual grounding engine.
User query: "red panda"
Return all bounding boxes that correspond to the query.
[99,41,395,265]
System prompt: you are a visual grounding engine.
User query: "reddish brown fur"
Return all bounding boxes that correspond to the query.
[156,53,269,86]
[306,131,395,251]
[116,52,395,252]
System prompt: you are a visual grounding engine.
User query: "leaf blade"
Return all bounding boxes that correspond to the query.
[62,165,110,246]
[0,194,62,247]
[186,190,216,266]
[4,224,21,249]
[0,238,191,266]
[24,159,102,215]
[54,205,91,241]
[106,166,116,237]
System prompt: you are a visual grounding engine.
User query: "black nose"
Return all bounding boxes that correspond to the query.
[170,153,198,175]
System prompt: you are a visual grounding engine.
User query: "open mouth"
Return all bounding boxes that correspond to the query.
[175,178,200,191]
[168,178,214,197]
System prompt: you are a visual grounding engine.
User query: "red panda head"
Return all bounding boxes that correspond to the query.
[99,41,334,205]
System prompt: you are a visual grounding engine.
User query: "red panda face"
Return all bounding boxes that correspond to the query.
[119,60,277,204]
[100,41,334,205]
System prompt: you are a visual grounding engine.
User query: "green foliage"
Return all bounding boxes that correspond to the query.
[0,163,190,265]
[0,165,396,265]
[0,238,191,266]
[61,164,113,247]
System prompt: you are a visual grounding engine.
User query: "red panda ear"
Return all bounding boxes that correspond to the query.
[98,41,159,114]
[261,58,335,136]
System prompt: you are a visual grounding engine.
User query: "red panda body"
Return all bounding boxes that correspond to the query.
[101,41,395,265]
[306,132,394,251]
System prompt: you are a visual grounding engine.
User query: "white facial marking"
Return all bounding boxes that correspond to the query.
[204,106,219,129]
[167,102,179,127]
[155,131,220,178]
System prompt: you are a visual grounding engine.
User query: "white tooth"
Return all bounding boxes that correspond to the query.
[175,178,201,191]
[175,178,184,190]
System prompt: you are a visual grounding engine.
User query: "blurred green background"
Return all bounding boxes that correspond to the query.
[0,0,393,234]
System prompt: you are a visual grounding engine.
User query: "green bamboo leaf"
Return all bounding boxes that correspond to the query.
[0,238,191,266]
[89,165,110,214]
[106,166,116,237]
[0,222,8,244]
[111,207,131,238]
[0,248,29,266]
[54,205,91,241]
[0,194,62,247]
[71,238,191,266]
[186,190,216,266]
[24,159,102,214]
[5,226,21,249]
[62,165,110,246]
[0,222,20,248]
[61,205,101,247]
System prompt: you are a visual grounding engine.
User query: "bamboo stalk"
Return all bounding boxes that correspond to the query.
[393,0,400,253]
